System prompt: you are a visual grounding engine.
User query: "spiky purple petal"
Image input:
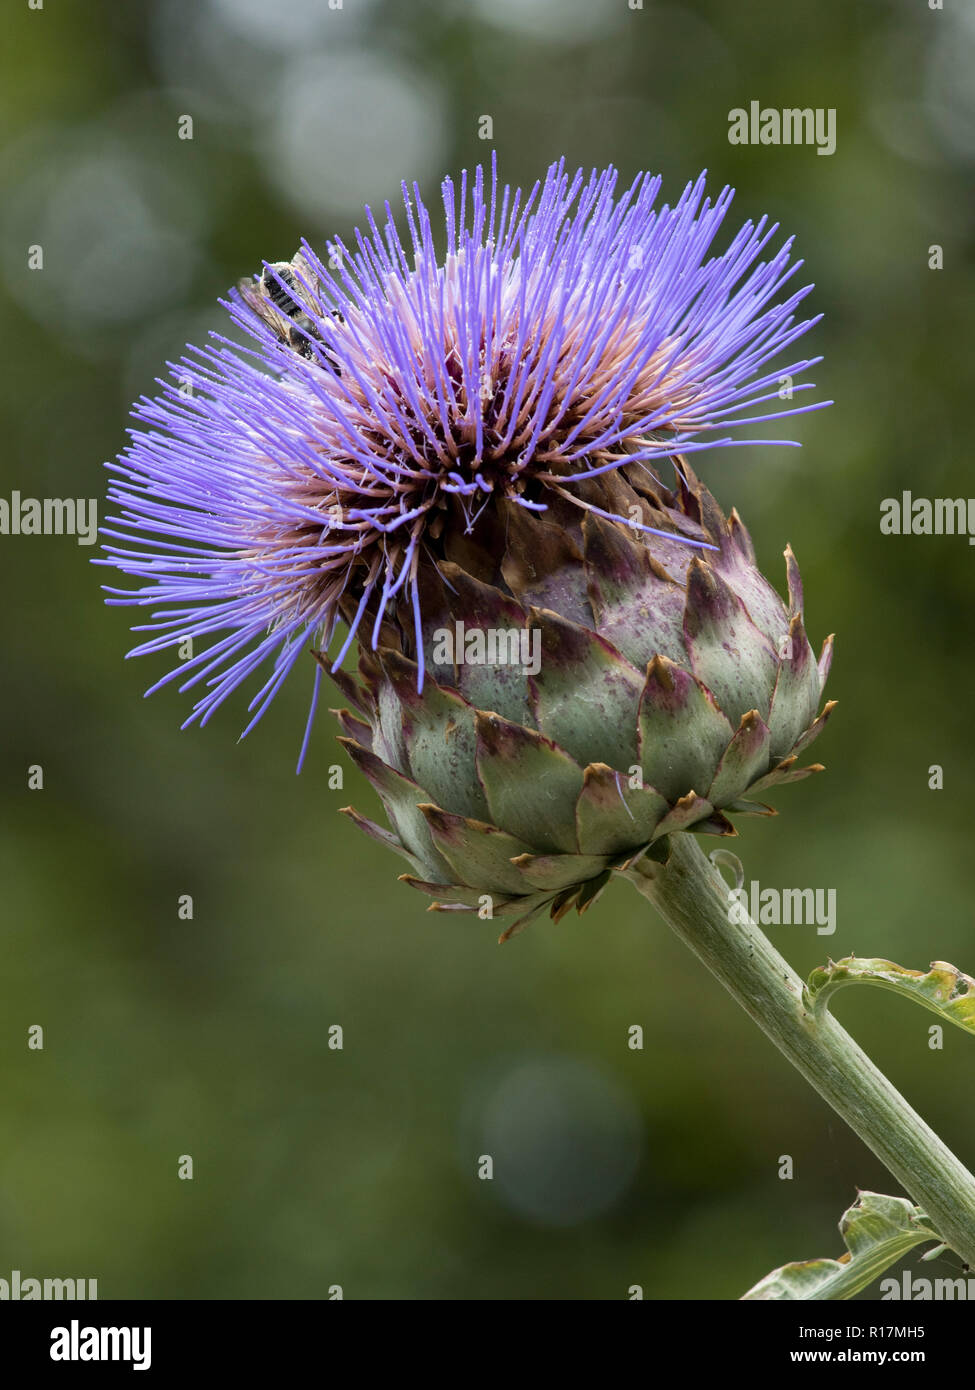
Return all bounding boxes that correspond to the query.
[100,156,828,748]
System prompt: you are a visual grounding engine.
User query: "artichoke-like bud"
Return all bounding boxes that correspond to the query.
[101,157,833,928]
[331,462,834,938]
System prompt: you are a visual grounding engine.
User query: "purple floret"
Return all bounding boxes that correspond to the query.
[100,155,827,758]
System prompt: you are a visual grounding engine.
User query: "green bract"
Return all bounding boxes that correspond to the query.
[328,465,835,938]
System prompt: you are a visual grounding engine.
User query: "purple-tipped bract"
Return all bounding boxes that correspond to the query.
[101,157,827,748]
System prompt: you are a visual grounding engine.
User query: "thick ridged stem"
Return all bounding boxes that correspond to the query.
[621,833,975,1267]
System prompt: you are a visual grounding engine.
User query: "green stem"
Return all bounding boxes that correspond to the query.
[621,833,975,1268]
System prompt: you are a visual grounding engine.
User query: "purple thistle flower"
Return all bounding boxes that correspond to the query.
[100,157,828,760]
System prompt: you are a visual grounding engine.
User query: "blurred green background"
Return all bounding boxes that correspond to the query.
[2,0,973,1301]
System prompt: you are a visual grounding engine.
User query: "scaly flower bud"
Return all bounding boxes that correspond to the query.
[332,462,834,937]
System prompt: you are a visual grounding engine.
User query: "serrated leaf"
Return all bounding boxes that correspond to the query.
[741,1191,942,1301]
[807,957,975,1036]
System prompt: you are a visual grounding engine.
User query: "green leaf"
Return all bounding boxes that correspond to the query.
[527,607,643,771]
[683,557,778,726]
[741,1191,942,1301]
[574,762,667,856]
[377,649,490,821]
[707,709,770,805]
[638,654,732,803]
[418,805,536,895]
[509,850,608,892]
[806,957,975,1036]
[474,711,584,854]
[338,738,452,883]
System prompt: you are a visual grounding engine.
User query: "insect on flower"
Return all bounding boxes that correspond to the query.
[238,252,344,372]
[100,156,829,767]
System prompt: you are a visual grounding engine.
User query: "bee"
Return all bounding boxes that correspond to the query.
[238,251,343,373]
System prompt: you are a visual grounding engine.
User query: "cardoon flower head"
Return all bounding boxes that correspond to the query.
[101,157,826,755]
[97,162,975,1297]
